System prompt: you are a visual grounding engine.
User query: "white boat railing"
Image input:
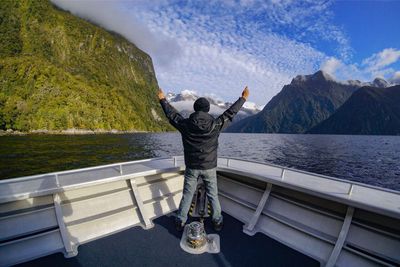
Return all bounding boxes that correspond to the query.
[1,155,399,219]
[220,156,400,194]
[0,156,186,203]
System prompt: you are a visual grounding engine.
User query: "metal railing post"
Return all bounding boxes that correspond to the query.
[119,164,123,176]
[128,178,154,229]
[53,193,78,257]
[325,206,354,267]
[348,184,354,196]
[243,183,273,235]
[55,174,60,188]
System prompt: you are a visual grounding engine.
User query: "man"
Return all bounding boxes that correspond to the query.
[158,86,249,231]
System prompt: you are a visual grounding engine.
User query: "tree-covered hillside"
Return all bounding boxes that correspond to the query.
[0,0,171,132]
[308,85,400,135]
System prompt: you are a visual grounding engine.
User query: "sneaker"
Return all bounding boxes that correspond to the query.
[213,220,223,231]
[175,219,185,232]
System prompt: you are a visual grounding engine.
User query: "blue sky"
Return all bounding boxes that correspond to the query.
[332,1,400,63]
[52,0,400,105]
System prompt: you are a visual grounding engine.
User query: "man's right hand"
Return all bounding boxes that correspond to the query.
[158,89,166,100]
[242,86,249,100]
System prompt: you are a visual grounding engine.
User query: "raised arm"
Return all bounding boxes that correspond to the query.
[216,86,249,131]
[158,89,185,130]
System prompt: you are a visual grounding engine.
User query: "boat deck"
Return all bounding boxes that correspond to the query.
[16,212,319,267]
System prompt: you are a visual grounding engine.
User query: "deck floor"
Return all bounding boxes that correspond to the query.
[17,212,319,267]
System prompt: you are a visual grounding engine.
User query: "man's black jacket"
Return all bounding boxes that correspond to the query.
[160,97,245,169]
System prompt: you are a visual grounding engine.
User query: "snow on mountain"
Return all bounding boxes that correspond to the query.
[167,90,198,102]
[243,101,259,111]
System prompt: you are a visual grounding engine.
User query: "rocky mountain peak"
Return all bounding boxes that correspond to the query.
[292,70,335,85]
[312,70,335,82]
[291,71,390,89]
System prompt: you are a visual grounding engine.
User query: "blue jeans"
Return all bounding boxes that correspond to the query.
[176,168,223,224]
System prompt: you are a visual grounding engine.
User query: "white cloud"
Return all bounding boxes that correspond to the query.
[320,48,400,83]
[321,57,342,77]
[129,1,330,104]
[256,0,352,60]
[363,48,400,71]
[390,71,400,84]
[320,58,364,81]
[154,31,323,104]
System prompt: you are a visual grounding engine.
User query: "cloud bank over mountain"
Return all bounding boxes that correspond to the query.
[321,48,400,83]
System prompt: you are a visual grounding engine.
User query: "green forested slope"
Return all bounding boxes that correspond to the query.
[0,0,171,131]
[308,85,400,135]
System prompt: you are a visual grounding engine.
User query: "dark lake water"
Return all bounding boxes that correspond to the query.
[0,133,399,191]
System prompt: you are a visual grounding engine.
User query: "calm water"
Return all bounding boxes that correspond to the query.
[0,133,399,191]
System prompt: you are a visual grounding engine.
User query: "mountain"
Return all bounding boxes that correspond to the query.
[227,70,363,133]
[0,0,171,132]
[308,85,400,135]
[166,90,261,122]
[346,77,391,88]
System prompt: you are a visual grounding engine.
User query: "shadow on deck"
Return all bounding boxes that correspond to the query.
[17,212,319,267]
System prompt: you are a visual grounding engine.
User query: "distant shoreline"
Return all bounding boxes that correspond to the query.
[0,129,150,136]
[2,129,398,136]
